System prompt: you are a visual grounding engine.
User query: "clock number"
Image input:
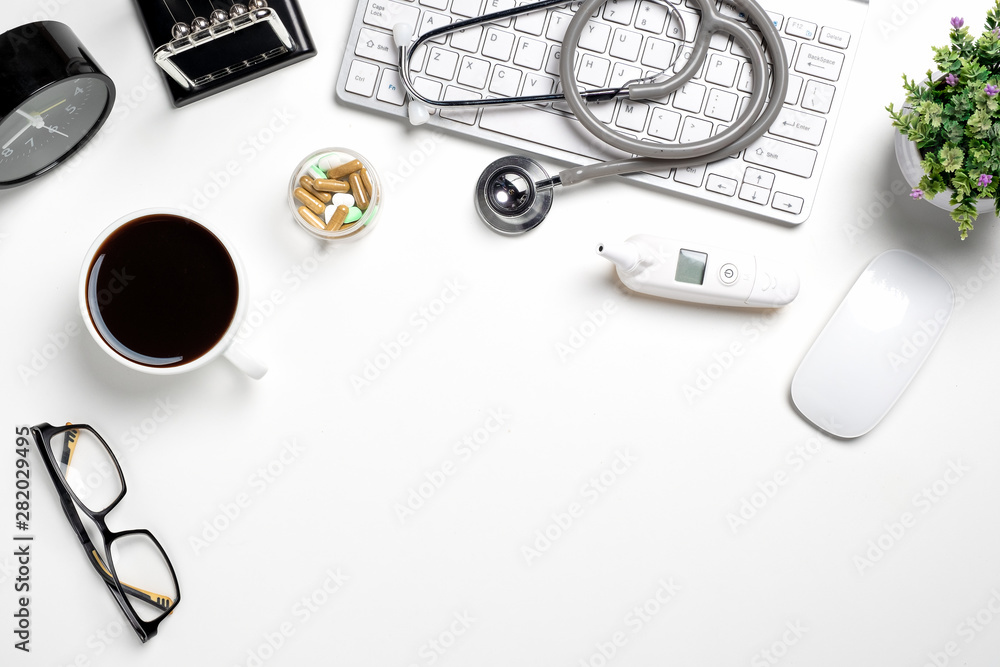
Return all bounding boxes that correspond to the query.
[25,137,33,148]
[46,125,60,133]
[2,148,11,158]
[75,87,84,95]
[66,105,77,114]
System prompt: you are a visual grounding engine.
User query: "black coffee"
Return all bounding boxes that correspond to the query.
[86,214,239,368]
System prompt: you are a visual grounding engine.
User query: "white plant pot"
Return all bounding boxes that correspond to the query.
[894,129,995,215]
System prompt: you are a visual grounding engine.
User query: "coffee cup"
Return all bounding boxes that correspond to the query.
[79,208,266,379]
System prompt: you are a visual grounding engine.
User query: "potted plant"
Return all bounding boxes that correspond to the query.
[887,5,1000,239]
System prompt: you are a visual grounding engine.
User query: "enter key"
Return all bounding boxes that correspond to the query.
[769,107,826,146]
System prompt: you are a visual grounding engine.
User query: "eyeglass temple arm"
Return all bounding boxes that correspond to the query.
[88,550,174,612]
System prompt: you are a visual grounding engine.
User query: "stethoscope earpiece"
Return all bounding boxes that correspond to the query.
[474,155,554,236]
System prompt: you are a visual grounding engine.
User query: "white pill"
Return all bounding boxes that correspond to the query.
[330,193,355,209]
[319,153,353,171]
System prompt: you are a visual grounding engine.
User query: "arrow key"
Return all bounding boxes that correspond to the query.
[739,182,769,205]
[772,192,804,215]
[743,167,775,190]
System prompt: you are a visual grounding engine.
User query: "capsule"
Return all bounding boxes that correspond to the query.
[359,167,374,198]
[325,159,364,180]
[314,178,351,193]
[349,172,369,211]
[325,205,350,232]
[300,175,332,203]
[298,206,325,230]
[294,187,325,215]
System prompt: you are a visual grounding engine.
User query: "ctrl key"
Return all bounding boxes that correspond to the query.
[772,192,804,215]
[345,60,380,97]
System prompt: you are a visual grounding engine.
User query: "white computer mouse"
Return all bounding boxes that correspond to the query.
[791,249,954,438]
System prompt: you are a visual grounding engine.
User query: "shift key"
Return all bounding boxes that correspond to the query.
[744,136,816,178]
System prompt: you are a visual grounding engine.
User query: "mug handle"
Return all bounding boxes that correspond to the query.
[223,343,267,380]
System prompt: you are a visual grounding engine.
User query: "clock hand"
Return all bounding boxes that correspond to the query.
[2,122,32,150]
[34,99,66,116]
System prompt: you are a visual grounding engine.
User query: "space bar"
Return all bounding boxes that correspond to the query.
[478,106,631,162]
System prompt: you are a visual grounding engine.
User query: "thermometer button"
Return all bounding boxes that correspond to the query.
[719,263,739,285]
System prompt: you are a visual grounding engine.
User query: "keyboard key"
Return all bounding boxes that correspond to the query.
[355,27,398,65]
[522,72,555,99]
[546,12,574,42]
[675,164,706,187]
[609,63,643,88]
[458,55,490,88]
[785,74,803,105]
[785,17,817,40]
[666,10,699,43]
[739,182,769,205]
[769,107,826,146]
[514,37,547,69]
[743,167,775,189]
[578,54,610,87]
[603,0,637,25]
[709,32,730,51]
[802,79,835,114]
[766,12,783,30]
[419,11,452,43]
[412,76,442,107]
[514,1,546,35]
[489,64,522,96]
[452,0,483,17]
[672,46,704,78]
[345,60,380,96]
[480,106,631,160]
[616,100,649,132]
[376,68,406,105]
[635,1,668,33]
[705,54,739,87]
[795,44,844,81]
[426,47,459,80]
[363,0,420,30]
[440,86,480,124]
[705,89,738,122]
[672,82,706,113]
[648,106,681,140]
[819,26,850,49]
[420,0,449,9]
[545,45,566,76]
[579,21,612,52]
[706,173,738,196]
[744,136,817,178]
[777,38,795,68]
[483,0,516,26]
[679,116,712,143]
[610,28,642,61]
[451,26,483,52]
[772,192,804,215]
[641,37,675,71]
[718,1,748,21]
[483,28,516,60]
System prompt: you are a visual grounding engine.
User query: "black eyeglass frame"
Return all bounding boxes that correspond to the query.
[30,422,180,643]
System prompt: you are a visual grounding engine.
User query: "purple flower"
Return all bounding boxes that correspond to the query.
[979,174,993,187]
[951,17,965,29]
[945,73,958,86]
[911,188,924,199]
[987,84,1000,96]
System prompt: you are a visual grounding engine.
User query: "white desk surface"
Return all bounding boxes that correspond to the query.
[3,1,1000,665]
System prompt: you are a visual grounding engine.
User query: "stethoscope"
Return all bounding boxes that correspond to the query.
[393,0,788,235]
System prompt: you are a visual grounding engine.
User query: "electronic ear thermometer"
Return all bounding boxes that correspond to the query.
[597,235,800,308]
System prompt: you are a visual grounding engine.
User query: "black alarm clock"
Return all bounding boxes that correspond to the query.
[0,22,116,189]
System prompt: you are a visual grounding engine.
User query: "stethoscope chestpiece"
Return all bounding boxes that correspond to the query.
[474,155,553,236]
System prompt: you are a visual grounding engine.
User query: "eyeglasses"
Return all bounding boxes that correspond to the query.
[30,423,180,643]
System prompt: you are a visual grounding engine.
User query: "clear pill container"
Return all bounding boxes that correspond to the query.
[288,148,382,241]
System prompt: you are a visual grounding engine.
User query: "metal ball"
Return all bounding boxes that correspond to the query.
[190,16,210,31]
[229,3,249,17]
[171,21,191,39]
[210,9,229,24]
[247,0,268,8]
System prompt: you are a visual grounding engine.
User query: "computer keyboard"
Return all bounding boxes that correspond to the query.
[336,0,869,225]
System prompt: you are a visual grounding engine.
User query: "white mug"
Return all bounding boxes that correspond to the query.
[79,208,267,379]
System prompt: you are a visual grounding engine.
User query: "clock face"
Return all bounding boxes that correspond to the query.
[0,76,111,185]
